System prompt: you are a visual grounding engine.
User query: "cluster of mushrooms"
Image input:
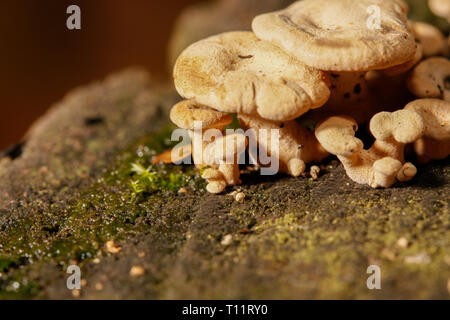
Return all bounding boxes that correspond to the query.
[162,0,450,194]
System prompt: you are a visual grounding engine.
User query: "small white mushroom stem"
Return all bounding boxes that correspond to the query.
[188,126,246,193]
[188,126,226,169]
[200,132,247,193]
[238,114,328,177]
[218,162,241,185]
[315,115,419,188]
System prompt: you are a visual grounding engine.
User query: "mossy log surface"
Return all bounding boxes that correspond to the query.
[0,69,448,299]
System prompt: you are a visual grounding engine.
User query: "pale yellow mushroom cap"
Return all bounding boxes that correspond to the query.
[412,21,446,58]
[404,99,450,141]
[201,168,224,180]
[428,0,450,20]
[315,116,363,156]
[174,31,330,121]
[170,100,232,130]
[252,0,416,72]
[382,42,423,76]
[407,57,450,101]
[370,110,425,144]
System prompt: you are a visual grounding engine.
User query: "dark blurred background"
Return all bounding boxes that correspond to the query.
[0,0,205,150]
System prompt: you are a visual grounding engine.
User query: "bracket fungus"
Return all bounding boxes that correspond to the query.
[407,57,450,101]
[252,0,417,123]
[174,31,330,121]
[164,0,449,193]
[203,132,248,186]
[404,99,450,163]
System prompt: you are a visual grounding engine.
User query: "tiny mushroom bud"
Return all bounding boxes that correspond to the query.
[201,168,224,180]
[202,168,227,194]
[206,180,227,194]
[105,240,121,254]
[204,133,248,186]
[407,57,450,101]
[129,266,145,277]
[234,192,245,202]
[310,165,320,180]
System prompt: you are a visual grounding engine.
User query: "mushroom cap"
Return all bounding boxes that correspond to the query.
[315,115,364,156]
[428,0,450,20]
[382,42,423,76]
[370,110,425,144]
[412,21,446,58]
[170,100,232,130]
[174,31,331,121]
[204,133,248,164]
[252,0,416,72]
[407,57,450,101]
[404,99,450,140]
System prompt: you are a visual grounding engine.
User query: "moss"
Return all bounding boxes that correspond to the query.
[0,122,448,299]
[0,125,205,298]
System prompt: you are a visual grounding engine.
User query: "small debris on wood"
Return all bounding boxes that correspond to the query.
[130,266,145,277]
[404,253,431,264]
[310,165,320,180]
[234,192,245,202]
[221,234,233,246]
[72,289,81,298]
[178,187,188,194]
[95,282,104,291]
[396,237,409,249]
[105,240,122,254]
